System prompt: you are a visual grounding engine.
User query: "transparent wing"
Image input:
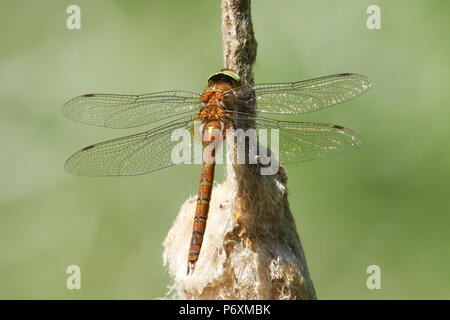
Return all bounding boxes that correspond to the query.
[64,115,199,176]
[62,90,201,128]
[228,73,372,115]
[257,117,361,163]
[225,114,361,163]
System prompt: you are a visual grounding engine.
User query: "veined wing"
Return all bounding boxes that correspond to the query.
[228,73,372,115]
[64,115,199,176]
[225,114,361,163]
[62,90,201,128]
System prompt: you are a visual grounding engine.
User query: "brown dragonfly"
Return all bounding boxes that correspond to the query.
[62,69,372,274]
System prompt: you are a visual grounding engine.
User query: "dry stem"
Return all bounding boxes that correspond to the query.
[162,0,317,300]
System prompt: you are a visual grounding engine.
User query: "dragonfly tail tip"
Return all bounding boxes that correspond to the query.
[187,261,196,276]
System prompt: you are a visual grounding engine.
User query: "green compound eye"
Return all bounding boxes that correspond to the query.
[207,69,242,87]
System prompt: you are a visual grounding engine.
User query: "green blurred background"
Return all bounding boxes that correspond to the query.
[1,0,449,299]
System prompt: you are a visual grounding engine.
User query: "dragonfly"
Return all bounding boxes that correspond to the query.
[62,69,372,275]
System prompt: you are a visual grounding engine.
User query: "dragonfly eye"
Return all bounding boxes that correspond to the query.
[207,70,242,87]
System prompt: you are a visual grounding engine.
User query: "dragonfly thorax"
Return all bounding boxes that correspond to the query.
[199,84,231,122]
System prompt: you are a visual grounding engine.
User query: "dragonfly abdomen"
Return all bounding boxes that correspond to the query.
[187,121,221,275]
[187,162,215,273]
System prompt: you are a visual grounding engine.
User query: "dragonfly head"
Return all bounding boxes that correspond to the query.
[208,69,242,88]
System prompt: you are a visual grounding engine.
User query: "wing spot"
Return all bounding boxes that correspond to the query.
[81,144,95,151]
